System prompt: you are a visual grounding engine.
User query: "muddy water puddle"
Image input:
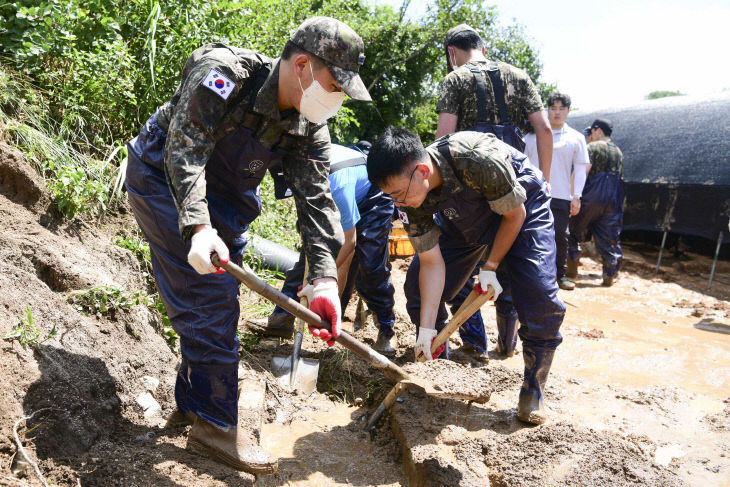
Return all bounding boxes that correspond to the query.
[552,271,730,398]
[256,396,405,486]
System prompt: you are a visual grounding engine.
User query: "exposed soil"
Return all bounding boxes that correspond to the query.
[1,142,729,486]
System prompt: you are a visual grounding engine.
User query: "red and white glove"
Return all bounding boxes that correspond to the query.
[475,269,502,300]
[298,280,341,346]
[187,227,229,274]
[414,327,445,361]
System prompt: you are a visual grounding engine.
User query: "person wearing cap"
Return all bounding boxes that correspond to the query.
[427,23,555,360]
[367,127,565,425]
[124,17,371,473]
[524,92,590,291]
[355,139,372,155]
[250,144,398,355]
[567,119,624,286]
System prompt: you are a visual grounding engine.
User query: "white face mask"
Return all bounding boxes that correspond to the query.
[449,49,461,70]
[298,62,345,124]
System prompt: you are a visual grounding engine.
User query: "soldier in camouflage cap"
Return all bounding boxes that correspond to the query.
[124,16,371,474]
[367,127,565,426]
[568,119,624,286]
[290,16,371,101]
[435,22,555,362]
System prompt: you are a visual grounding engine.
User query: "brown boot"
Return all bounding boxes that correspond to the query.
[187,417,278,474]
[165,410,197,428]
[565,258,578,279]
[602,274,615,287]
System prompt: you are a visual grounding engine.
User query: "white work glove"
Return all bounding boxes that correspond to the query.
[476,269,502,301]
[414,327,445,361]
[298,280,341,346]
[187,227,229,275]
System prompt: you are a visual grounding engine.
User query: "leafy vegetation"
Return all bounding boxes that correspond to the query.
[1,0,550,148]
[67,285,151,318]
[1,0,551,349]
[4,306,56,350]
[645,90,685,100]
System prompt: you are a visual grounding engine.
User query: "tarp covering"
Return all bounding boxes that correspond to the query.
[567,92,730,243]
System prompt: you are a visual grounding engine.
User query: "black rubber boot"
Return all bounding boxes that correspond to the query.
[246,313,295,338]
[557,276,575,291]
[495,313,519,357]
[517,347,555,425]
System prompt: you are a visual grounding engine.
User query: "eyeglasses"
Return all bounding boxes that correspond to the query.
[391,166,418,204]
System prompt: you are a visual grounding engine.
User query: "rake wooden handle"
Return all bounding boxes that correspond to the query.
[418,287,492,362]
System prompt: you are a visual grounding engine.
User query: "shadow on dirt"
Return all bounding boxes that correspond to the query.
[21,346,254,486]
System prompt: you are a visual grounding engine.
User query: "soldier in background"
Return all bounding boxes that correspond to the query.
[124,17,371,474]
[568,119,624,286]
[428,23,554,359]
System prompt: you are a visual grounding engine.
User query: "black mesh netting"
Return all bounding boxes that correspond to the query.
[567,92,730,243]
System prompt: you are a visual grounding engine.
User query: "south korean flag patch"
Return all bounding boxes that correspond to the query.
[396,208,409,225]
[202,68,235,101]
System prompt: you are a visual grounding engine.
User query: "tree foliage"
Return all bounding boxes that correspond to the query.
[645,90,685,100]
[1,0,550,148]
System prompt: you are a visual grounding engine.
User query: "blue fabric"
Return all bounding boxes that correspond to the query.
[568,172,623,277]
[125,114,277,429]
[328,165,371,231]
[274,184,395,334]
[404,148,565,353]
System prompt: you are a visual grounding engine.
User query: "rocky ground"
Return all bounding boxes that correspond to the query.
[1,141,729,486]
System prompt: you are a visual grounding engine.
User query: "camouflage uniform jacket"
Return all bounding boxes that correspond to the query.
[155,43,342,281]
[587,139,624,177]
[403,131,527,253]
[436,60,544,132]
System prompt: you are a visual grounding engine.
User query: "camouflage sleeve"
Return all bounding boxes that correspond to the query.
[403,207,441,253]
[513,68,544,117]
[164,56,251,239]
[435,71,464,115]
[282,123,343,282]
[453,135,526,214]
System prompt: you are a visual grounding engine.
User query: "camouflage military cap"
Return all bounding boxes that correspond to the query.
[291,16,371,101]
[444,23,480,47]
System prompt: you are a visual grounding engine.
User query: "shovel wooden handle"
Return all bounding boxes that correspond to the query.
[213,255,411,382]
[418,287,492,362]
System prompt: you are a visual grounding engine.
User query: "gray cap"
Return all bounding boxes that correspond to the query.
[290,16,371,101]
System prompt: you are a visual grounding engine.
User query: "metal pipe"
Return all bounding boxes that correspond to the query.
[655,230,668,276]
[708,231,724,291]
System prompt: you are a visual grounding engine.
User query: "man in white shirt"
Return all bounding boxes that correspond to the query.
[524,92,589,290]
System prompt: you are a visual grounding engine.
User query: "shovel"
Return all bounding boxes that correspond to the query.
[271,262,320,394]
[365,287,493,432]
[212,255,481,402]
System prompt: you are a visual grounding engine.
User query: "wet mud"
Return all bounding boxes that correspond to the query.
[1,144,729,486]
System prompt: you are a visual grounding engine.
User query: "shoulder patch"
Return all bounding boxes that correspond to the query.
[397,208,409,225]
[201,68,235,100]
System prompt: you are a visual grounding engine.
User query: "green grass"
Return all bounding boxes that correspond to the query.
[4,306,56,350]
[67,285,151,317]
[0,64,125,221]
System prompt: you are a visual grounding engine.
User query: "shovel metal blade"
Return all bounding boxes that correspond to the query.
[271,355,320,395]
